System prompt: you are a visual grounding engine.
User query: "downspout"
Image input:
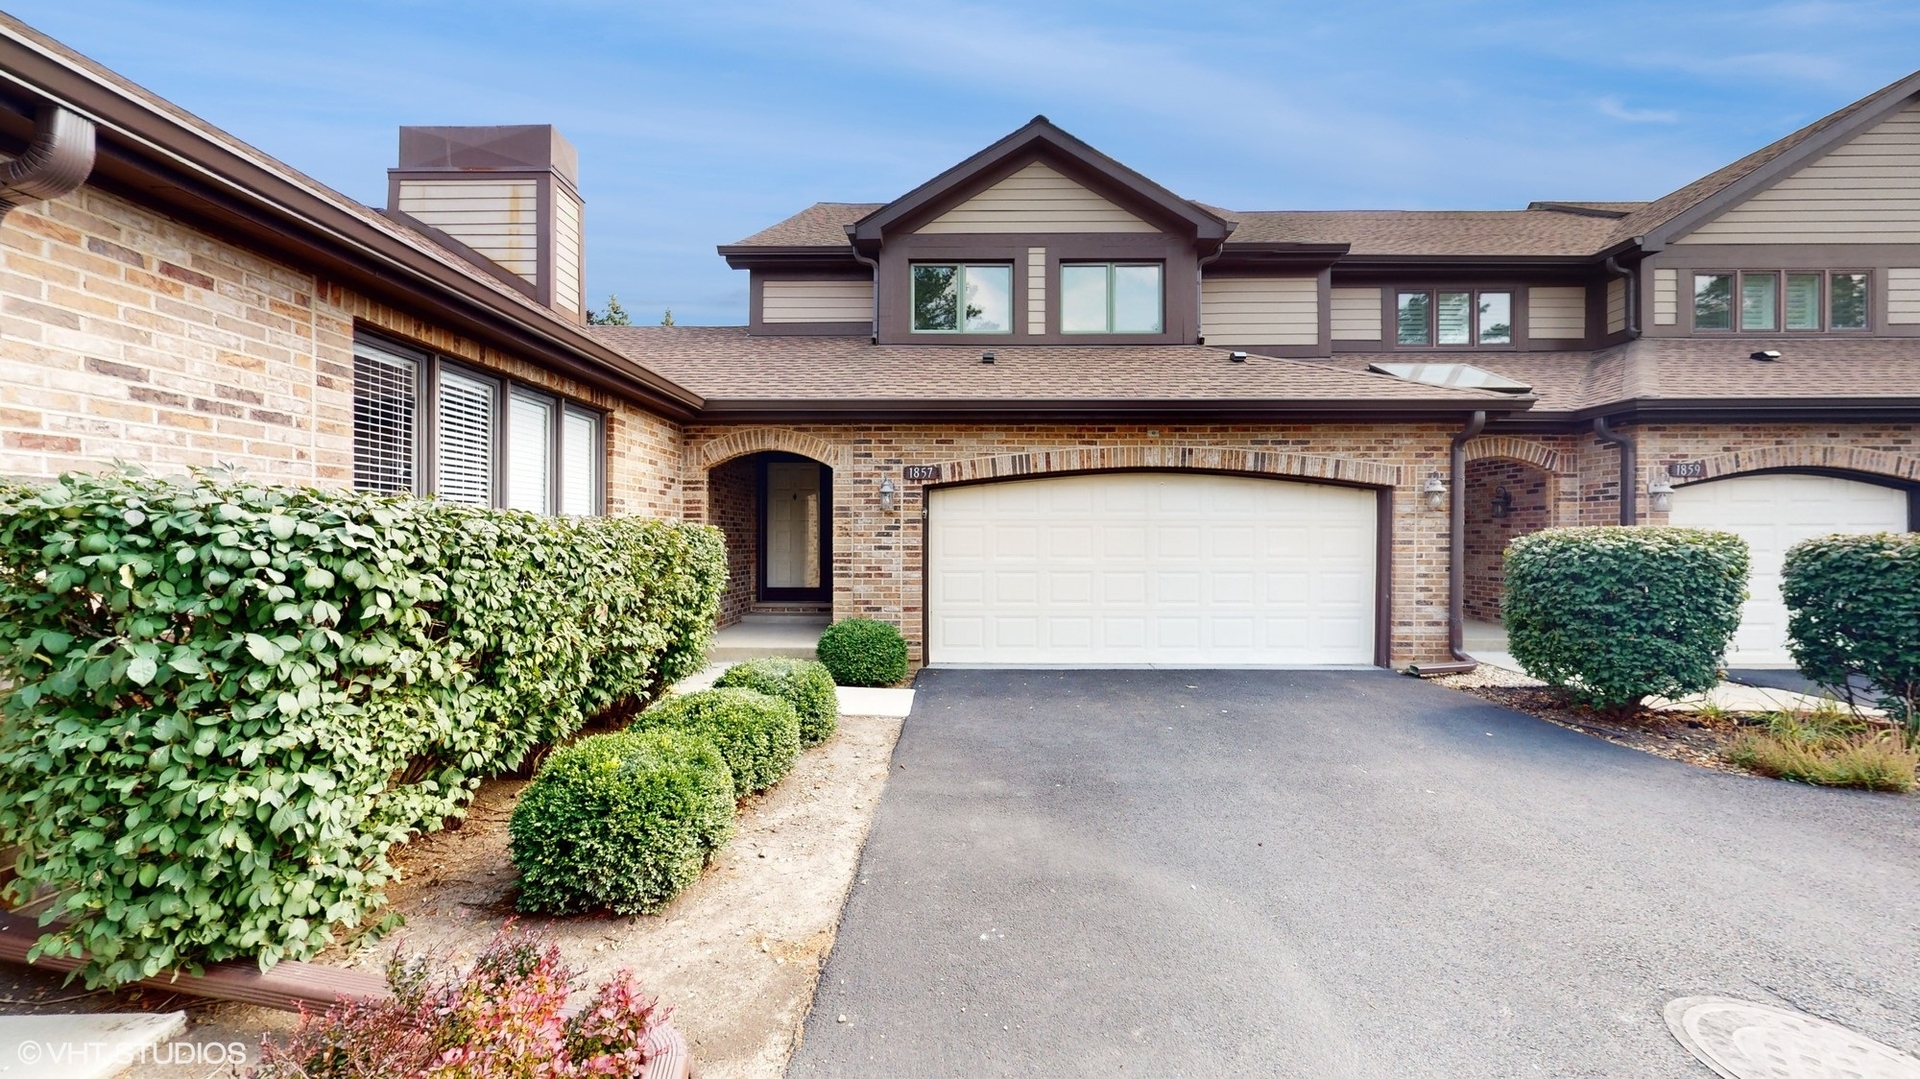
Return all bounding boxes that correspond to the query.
[846,228,879,345]
[0,105,96,221]
[1411,409,1487,675]
[1195,243,1226,344]
[1604,255,1639,337]
[1594,415,1637,525]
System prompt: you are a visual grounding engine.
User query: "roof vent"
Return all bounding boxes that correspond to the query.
[980,351,996,364]
[1751,349,1781,362]
[1229,351,1248,363]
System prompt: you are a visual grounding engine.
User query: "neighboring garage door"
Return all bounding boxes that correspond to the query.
[1669,472,1909,666]
[927,472,1377,666]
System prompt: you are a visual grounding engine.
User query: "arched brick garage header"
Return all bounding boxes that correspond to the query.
[1675,444,1920,485]
[932,445,1403,489]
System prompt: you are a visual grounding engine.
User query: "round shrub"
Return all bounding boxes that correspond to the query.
[714,657,838,747]
[1504,526,1747,711]
[509,728,735,915]
[636,687,800,794]
[1784,532,1920,738]
[816,618,909,687]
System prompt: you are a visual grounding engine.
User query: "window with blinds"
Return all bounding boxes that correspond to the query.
[436,368,497,507]
[507,391,554,512]
[352,332,606,516]
[351,341,420,494]
[560,407,602,515]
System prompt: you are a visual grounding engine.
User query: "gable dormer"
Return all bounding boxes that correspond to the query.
[846,117,1231,345]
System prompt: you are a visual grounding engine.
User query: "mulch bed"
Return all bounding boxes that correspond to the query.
[1451,681,1747,773]
[1434,666,1750,774]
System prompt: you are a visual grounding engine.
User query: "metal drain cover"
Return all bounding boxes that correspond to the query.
[1666,996,1920,1079]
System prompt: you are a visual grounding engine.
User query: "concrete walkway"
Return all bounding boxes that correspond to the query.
[790,669,1920,1077]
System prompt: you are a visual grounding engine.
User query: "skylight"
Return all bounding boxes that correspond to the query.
[1368,362,1532,394]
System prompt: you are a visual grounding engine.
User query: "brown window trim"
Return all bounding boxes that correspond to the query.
[352,329,607,515]
[1691,268,1873,334]
[1389,287,1518,351]
[1059,260,1167,336]
[908,261,1016,336]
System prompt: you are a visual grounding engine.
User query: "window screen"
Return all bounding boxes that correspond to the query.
[507,391,554,513]
[436,368,496,507]
[351,341,419,494]
[560,408,601,516]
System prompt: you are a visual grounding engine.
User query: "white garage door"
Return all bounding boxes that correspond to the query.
[1669,472,1908,667]
[927,472,1377,666]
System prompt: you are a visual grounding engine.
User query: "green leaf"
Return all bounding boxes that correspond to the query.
[126,656,158,686]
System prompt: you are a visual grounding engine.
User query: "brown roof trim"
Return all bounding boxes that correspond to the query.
[847,117,1232,249]
[715,244,864,271]
[1487,398,1920,432]
[696,396,1536,423]
[1638,70,1920,250]
[0,17,704,420]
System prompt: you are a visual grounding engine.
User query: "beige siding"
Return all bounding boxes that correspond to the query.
[1027,247,1046,335]
[762,278,874,323]
[1606,277,1627,334]
[396,179,539,281]
[1529,286,1587,339]
[1887,268,1920,323]
[1330,287,1383,341]
[1201,277,1319,345]
[1653,268,1679,325]
[918,161,1157,234]
[552,190,582,317]
[1678,101,1920,244]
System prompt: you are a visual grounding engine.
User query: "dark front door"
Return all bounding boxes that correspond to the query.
[759,456,831,602]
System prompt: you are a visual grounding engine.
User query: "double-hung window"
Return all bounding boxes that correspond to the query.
[911,263,1012,333]
[1693,270,1869,332]
[1395,289,1512,347]
[352,333,605,515]
[1061,262,1162,333]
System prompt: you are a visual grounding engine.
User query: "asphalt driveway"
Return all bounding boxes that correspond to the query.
[789,669,1920,1078]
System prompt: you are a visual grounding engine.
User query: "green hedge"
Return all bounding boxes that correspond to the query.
[1504,526,1748,710]
[0,469,724,986]
[508,728,735,915]
[816,618,908,687]
[635,687,800,794]
[714,657,837,747]
[1783,532,1920,741]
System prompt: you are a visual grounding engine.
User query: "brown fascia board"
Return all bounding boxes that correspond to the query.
[0,21,703,420]
[696,396,1535,424]
[1489,397,1920,432]
[716,244,864,272]
[1335,252,1597,269]
[1212,242,1350,270]
[1641,70,1920,250]
[848,117,1233,248]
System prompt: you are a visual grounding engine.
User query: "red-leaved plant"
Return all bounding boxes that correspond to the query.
[253,924,670,1078]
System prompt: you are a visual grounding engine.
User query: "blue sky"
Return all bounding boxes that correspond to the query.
[12,1,1920,324]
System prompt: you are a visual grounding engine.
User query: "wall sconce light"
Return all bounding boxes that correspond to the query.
[1490,486,1514,519]
[1647,473,1674,514]
[1423,472,1447,511]
[879,477,896,512]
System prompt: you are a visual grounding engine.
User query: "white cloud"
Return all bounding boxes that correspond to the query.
[1597,97,1680,124]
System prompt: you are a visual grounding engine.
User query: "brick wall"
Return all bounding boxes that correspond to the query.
[685,423,1459,666]
[707,455,758,625]
[1462,457,1551,623]
[0,185,682,518]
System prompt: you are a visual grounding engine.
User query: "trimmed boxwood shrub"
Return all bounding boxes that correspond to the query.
[714,657,838,747]
[1504,526,1748,711]
[1783,532,1920,742]
[816,618,908,687]
[635,687,800,794]
[508,728,735,915]
[0,468,724,986]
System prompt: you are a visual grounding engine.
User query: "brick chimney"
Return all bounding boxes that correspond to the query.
[387,125,584,322]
